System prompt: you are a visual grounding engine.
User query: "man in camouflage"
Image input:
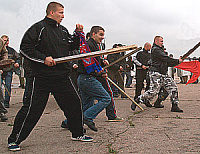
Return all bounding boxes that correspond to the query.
[132,36,183,112]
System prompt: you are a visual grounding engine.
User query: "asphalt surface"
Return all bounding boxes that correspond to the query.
[1,75,200,153]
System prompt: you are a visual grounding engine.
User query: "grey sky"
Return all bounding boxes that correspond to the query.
[1,0,200,58]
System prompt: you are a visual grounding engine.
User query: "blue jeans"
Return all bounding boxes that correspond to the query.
[125,71,133,87]
[77,74,111,122]
[3,71,13,107]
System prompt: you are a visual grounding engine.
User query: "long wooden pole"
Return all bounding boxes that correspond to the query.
[107,77,144,111]
[181,42,200,60]
[54,44,138,63]
[103,47,142,69]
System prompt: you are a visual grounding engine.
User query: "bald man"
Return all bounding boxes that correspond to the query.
[133,42,152,109]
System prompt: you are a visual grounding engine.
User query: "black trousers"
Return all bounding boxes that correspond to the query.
[22,75,34,106]
[134,69,150,99]
[8,75,83,144]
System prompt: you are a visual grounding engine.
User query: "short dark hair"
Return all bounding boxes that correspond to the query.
[46,2,64,15]
[154,36,163,42]
[86,32,90,39]
[113,44,118,48]
[113,43,123,48]
[90,26,105,37]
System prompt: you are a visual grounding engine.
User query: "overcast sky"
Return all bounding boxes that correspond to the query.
[1,0,200,58]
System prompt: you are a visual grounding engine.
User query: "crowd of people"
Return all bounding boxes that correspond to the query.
[0,1,197,152]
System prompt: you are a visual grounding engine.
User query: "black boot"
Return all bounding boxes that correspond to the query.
[154,98,164,108]
[131,97,140,111]
[84,119,98,132]
[171,103,183,112]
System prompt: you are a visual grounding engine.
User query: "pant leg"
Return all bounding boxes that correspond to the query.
[125,71,132,87]
[79,88,95,113]
[8,76,50,144]
[0,74,7,114]
[135,69,146,99]
[140,72,163,102]
[4,72,13,106]
[145,71,150,92]
[52,75,84,138]
[163,75,179,104]
[78,75,111,121]
[108,71,119,95]
[158,86,169,101]
[0,88,7,114]
[23,76,34,106]
[115,71,126,97]
[96,76,117,120]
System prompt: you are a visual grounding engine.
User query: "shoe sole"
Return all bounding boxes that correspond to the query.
[71,138,93,142]
[9,148,20,151]
[171,110,183,112]
[107,119,124,122]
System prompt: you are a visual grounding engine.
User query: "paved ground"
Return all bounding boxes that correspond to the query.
[1,75,200,153]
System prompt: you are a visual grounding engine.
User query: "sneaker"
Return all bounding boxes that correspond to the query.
[8,143,20,151]
[0,113,8,121]
[84,119,98,132]
[71,135,93,142]
[108,117,124,122]
[61,121,68,129]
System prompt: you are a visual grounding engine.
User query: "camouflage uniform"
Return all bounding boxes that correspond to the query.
[136,42,183,112]
[139,71,178,105]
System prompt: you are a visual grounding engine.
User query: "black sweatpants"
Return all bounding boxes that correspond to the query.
[134,69,150,99]
[8,75,83,144]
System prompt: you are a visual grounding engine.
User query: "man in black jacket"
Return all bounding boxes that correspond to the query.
[134,42,151,104]
[87,26,123,122]
[132,36,183,112]
[8,2,93,152]
[107,44,127,98]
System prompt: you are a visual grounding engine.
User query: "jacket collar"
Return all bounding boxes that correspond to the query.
[152,43,164,50]
[143,48,149,53]
[44,16,59,27]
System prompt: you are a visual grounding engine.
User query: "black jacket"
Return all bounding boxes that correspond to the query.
[136,48,150,68]
[107,53,123,71]
[20,17,79,77]
[126,58,134,72]
[150,43,179,75]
